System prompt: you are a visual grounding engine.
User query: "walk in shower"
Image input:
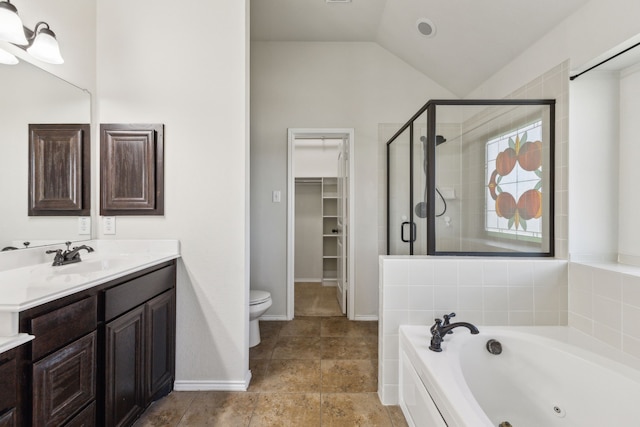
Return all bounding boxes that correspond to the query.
[387,99,555,256]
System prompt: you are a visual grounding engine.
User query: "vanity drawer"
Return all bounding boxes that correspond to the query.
[104,264,175,321]
[32,331,96,427]
[30,296,97,361]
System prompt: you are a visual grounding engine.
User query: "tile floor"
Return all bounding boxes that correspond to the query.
[135,316,408,426]
[294,282,343,317]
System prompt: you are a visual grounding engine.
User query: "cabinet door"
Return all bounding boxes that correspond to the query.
[105,306,145,427]
[146,290,175,402]
[100,123,164,215]
[32,332,96,427]
[64,401,95,427]
[0,409,16,427]
[0,354,17,415]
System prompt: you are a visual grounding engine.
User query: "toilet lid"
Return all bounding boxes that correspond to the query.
[250,290,271,305]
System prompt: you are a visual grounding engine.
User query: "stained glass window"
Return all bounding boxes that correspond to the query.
[486,120,543,242]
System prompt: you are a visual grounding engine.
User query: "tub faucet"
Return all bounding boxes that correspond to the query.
[429,317,479,352]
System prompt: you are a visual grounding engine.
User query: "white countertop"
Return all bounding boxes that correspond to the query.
[0,239,180,350]
[0,333,34,354]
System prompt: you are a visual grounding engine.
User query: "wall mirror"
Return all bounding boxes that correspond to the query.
[0,59,92,250]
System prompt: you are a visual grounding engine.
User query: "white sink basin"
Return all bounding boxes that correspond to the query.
[51,258,135,275]
[29,255,155,281]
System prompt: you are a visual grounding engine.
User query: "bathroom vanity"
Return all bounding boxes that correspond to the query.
[0,240,179,427]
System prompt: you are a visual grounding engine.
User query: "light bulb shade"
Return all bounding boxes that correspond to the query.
[27,26,63,64]
[0,46,18,64]
[0,1,28,45]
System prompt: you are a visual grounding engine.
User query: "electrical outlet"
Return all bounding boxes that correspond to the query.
[103,216,116,235]
[78,217,91,235]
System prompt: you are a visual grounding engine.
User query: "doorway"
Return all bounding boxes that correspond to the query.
[287,128,355,320]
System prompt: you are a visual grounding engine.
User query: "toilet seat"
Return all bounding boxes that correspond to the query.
[250,290,271,306]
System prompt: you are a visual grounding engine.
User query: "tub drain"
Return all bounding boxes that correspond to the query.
[486,339,503,355]
[553,405,566,418]
[498,422,512,427]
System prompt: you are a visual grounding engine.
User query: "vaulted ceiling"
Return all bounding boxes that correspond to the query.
[251,0,591,96]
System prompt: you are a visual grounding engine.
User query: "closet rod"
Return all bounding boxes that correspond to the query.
[570,41,640,81]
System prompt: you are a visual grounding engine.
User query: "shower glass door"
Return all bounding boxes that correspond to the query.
[387,127,411,255]
[386,112,429,255]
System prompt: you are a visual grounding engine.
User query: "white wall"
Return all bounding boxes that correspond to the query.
[294,143,339,178]
[618,65,640,263]
[467,0,640,100]
[568,72,619,261]
[251,41,455,318]
[294,183,322,281]
[96,0,251,389]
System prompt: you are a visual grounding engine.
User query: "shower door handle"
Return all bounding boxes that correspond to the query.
[401,221,416,243]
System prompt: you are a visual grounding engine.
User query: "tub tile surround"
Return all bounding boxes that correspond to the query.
[379,256,568,404]
[569,262,640,361]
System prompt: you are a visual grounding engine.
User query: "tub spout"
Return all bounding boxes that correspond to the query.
[429,317,479,352]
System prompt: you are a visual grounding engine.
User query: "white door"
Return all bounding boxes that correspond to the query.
[336,137,348,314]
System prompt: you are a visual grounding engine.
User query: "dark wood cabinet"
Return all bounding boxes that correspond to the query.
[105,306,145,427]
[0,346,20,427]
[32,332,96,427]
[103,264,176,427]
[65,401,96,427]
[146,291,175,401]
[28,124,90,216]
[0,409,16,427]
[100,124,164,216]
[15,260,176,427]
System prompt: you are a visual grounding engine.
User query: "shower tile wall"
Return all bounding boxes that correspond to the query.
[569,262,640,360]
[378,256,568,404]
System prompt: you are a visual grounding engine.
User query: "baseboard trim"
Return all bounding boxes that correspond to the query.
[174,372,251,392]
[260,314,377,322]
[294,278,322,283]
[354,315,379,321]
[259,314,289,321]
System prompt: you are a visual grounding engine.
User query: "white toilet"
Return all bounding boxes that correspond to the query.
[249,289,272,347]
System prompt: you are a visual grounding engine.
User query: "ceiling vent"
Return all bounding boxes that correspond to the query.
[326,0,351,3]
[416,18,437,38]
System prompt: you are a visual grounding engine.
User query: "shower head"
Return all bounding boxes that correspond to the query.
[419,135,447,145]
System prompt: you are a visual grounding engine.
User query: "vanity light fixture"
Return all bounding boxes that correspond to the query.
[0,0,28,45]
[26,22,64,64]
[0,0,64,64]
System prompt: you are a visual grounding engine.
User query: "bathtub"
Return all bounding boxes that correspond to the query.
[398,325,640,427]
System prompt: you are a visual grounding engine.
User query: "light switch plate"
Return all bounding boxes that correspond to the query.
[272,190,281,203]
[103,216,116,235]
[78,217,91,235]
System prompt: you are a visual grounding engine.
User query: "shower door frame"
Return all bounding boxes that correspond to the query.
[387,99,556,257]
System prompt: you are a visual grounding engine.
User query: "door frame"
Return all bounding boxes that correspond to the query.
[287,128,355,320]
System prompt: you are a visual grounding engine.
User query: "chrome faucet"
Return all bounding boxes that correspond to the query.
[46,241,94,266]
[429,313,479,352]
